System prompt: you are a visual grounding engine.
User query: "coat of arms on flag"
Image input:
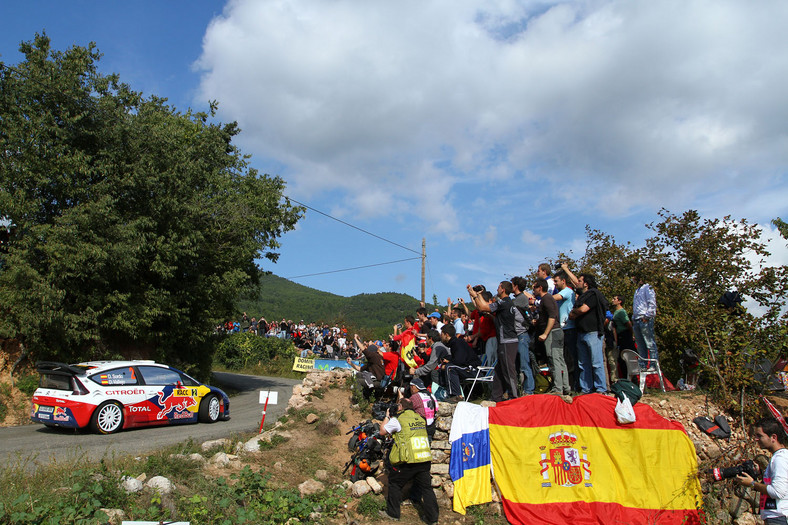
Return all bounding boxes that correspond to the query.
[539,430,591,488]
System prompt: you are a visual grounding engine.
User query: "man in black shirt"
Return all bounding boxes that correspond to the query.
[534,278,568,395]
[569,274,608,394]
[440,324,480,402]
[468,281,522,402]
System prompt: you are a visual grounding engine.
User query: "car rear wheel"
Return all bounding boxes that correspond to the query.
[199,394,221,423]
[90,401,124,434]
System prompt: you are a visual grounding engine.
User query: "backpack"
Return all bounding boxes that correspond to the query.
[611,379,642,405]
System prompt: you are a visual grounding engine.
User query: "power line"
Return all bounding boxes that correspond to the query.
[286,257,421,279]
[286,196,422,256]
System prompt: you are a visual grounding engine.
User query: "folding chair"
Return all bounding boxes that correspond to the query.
[462,357,497,400]
[620,349,665,392]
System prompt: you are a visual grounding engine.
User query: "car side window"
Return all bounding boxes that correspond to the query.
[137,366,182,386]
[89,367,139,386]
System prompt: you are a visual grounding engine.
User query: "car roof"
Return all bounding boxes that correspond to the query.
[73,360,164,373]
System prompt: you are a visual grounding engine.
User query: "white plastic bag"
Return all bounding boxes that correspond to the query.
[615,396,636,424]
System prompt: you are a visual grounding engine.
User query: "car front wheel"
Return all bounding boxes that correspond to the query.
[199,394,220,423]
[90,401,124,434]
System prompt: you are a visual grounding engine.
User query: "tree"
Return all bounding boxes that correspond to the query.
[547,210,787,411]
[0,35,303,375]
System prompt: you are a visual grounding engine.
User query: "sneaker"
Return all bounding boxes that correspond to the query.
[378,509,400,521]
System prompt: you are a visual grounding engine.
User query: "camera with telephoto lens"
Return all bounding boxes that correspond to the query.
[371,401,399,421]
[709,459,758,482]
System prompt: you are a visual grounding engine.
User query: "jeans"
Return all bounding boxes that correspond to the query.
[577,331,607,393]
[485,337,498,367]
[517,332,535,394]
[633,317,658,366]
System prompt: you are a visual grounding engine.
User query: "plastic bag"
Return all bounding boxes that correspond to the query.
[431,382,448,401]
[615,396,636,424]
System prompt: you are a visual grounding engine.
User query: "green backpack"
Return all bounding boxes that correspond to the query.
[611,379,642,405]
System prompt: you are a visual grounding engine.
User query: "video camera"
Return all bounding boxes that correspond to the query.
[709,459,759,482]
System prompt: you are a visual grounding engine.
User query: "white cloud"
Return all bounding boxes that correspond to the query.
[195,0,788,298]
[520,229,555,252]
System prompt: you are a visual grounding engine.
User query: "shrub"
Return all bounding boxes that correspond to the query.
[15,374,39,396]
[214,333,298,370]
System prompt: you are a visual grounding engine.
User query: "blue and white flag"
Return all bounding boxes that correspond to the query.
[449,401,492,514]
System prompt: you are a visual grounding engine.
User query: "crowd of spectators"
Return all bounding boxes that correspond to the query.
[346,262,658,404]
[216,315,357,359]
[217,263,657,404]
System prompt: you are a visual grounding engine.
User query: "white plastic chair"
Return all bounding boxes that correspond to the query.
[620,349,665,392]
[462,357,497,400]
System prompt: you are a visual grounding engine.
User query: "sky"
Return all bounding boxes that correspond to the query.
[3,0,788,305]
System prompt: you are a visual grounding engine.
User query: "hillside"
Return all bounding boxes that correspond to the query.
[237,273,426,332]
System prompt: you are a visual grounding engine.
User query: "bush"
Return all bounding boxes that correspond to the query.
[15,374,39,396]
[214,333,297,370]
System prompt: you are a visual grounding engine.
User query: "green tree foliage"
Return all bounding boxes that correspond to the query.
[0,35,303,372]
[548,209,788,410]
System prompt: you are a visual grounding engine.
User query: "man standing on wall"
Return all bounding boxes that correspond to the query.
[468,281,521,402]
[632,272,658,369]
[569,273,609,394]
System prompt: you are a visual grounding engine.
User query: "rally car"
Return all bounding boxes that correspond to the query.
[30,360,230,434]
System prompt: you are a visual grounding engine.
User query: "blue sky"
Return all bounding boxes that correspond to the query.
[3,0,787,305]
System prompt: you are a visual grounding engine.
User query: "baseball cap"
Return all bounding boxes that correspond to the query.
[428,312,441,319]
[410,377,426,391]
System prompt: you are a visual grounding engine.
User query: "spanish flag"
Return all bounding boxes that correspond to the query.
[449,402,492,514]
[488,394,703,525]
[399,335,419,369]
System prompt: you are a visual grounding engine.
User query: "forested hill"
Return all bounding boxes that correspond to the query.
[237,273,423,332]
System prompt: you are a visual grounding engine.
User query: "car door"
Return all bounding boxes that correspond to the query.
[137,365,200,424]
[87,366,149,426]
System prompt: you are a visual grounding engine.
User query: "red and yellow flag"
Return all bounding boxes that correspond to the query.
[488,394,703,525]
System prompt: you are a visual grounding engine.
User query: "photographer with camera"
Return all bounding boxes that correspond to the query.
[737,417,788,524]
[378,398,439,524]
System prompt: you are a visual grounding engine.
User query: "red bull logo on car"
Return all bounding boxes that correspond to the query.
[155,388,198,420]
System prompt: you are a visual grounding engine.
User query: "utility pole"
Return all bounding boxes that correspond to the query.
[421,238,426,304]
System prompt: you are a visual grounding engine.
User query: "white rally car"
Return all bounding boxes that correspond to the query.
[30,360,230,434]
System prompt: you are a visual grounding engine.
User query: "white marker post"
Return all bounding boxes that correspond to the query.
[258,390,279,433]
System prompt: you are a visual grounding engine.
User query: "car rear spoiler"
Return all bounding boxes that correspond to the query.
[36,361,85,376]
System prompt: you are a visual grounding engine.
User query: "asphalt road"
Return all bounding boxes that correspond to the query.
[0,371,301,471]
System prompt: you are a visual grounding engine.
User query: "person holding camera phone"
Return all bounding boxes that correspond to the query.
[737,417,788,524]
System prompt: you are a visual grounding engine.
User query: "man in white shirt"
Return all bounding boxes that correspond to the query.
[632,273,658,368]
[738,418,788,524]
